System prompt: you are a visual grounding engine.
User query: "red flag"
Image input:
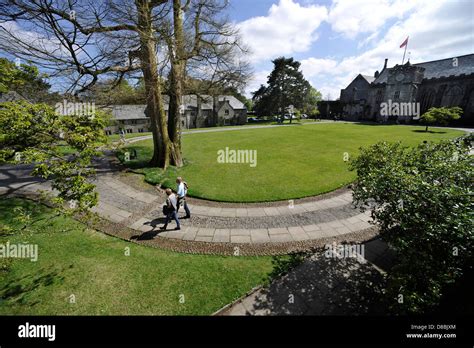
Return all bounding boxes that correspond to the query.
[400,36,409,48]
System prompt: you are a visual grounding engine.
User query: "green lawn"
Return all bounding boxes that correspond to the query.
[0,198,273,315]
[120,123,464,202]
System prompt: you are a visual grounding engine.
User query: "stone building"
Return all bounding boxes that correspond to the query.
[104,95,247,135]
[340,54,474,126]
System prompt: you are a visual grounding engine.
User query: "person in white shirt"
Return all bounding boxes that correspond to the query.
[176,177,191,218]
[160,188,180,230]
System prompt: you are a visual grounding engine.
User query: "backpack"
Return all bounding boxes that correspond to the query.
[183,181,189,194]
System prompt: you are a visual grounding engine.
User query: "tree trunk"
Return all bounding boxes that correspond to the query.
[167,0,185,167]
[136,0,172,169]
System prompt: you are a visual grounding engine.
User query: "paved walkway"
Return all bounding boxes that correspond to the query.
[0,154,375,254]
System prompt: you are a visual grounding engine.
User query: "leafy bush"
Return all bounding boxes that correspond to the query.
[350,135,473,313]
[0,101,109,210]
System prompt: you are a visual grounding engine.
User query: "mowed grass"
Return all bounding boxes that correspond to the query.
[0,198,273,315]
[122,123,464,202]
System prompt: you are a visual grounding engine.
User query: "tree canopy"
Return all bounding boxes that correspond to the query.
[0,57,56,102]
[420,106,462,131]
[251,57,317,120]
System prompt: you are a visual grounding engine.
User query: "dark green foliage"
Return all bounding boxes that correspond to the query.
[350,135,473,313]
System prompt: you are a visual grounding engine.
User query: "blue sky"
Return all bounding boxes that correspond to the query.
[1,0,472,99]
[227,0,474,99]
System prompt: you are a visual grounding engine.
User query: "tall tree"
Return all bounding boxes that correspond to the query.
[165,0,250,163]
[252,57,312,123]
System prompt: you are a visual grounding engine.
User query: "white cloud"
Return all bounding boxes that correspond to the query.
[301,58,338,78]
[245,70,270,97]
[305,0,474,99]
[328,0,418,39]
[237,0,328,63]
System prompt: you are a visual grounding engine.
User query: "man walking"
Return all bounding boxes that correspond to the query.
[176,177,191,219]
[160,188,180,230]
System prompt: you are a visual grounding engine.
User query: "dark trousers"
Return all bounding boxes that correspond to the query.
[164,210,180,229]
[177,197,191,217]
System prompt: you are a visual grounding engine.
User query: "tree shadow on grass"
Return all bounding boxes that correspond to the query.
[412,129,447,134]
[0,264,71,307]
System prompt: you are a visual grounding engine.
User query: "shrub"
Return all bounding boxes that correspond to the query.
[350,135,473,313]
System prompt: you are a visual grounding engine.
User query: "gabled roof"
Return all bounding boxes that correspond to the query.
[217,95,245,109]
[360,74,376,83]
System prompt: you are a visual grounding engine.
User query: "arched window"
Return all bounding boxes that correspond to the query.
[442,86,463,107]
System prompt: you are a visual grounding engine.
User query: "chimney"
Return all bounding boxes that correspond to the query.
[374,70,380,78]
[383,58,388,70]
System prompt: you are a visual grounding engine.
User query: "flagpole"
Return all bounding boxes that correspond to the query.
[401,39,408,64]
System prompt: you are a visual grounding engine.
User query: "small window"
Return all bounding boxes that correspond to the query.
[394,91,400,100]
[127,129,133,134]
[376,90,383,103]
[138,129,143,133]
[225,109,229,115]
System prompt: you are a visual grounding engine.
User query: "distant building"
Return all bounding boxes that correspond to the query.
[104,95,247,135]
[340,54,474,126]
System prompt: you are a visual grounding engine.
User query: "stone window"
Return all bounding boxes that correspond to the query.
[126,129,132,134]
[225,109,229,115]
[376,90,383,103]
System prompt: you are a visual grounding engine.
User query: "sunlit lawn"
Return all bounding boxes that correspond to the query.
[0,198,274,315]
[120,123,464,202]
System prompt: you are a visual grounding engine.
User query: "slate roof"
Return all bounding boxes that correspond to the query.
[108,105,148,120]
[373,53,474,84]
[108,94,245,120]
[217,95,245,109]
